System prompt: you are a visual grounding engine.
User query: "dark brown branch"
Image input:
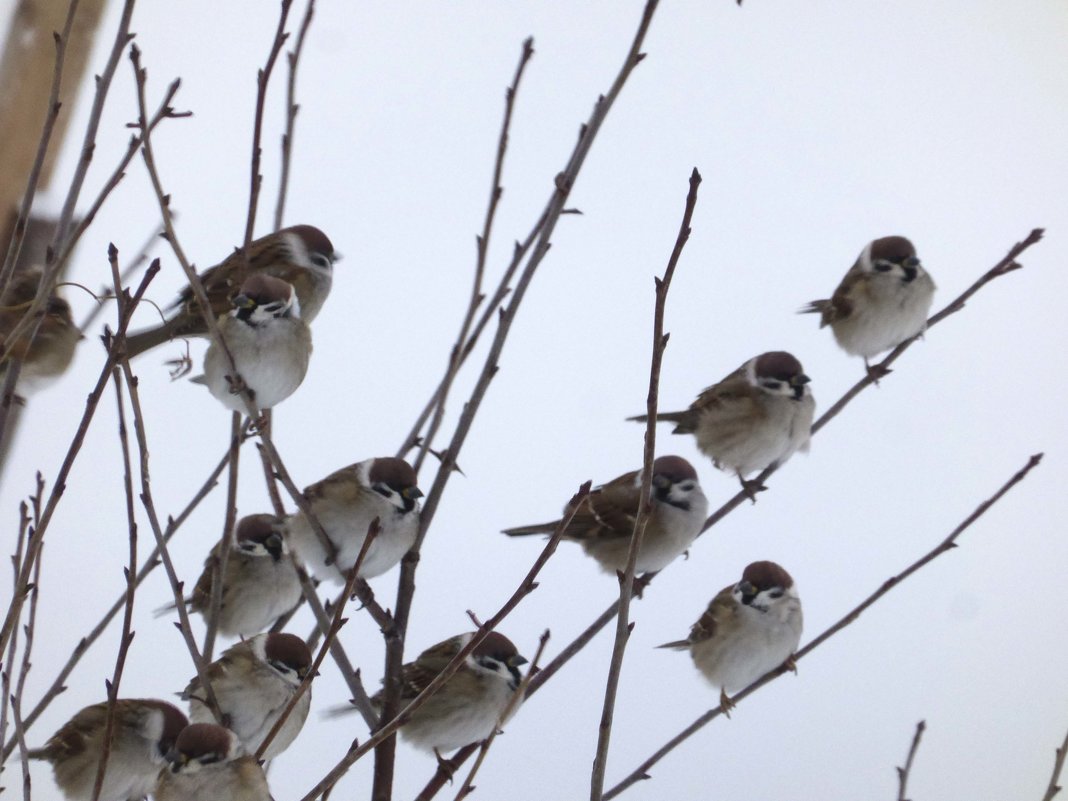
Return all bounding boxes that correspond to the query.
[1042,724,1068,801]
[896,720,926,801]
[603,453,1043,799]
[410,36,535,476]
[243,0,294,248]
[591,167,699,801]
[273,0,316,230]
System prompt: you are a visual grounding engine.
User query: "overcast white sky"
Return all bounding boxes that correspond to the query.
[2,2,1067,800]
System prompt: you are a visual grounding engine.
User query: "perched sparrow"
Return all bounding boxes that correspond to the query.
[175,513,302,637]
[372,631,528,753]
[801,235,935,375]
[124,225,335,357]
[182,632,313,760]
[286,456,423,584]
[659,560,802,714]
[630,352,814,496]
[0,268,80,392]
[155,724,270,801]
[27,698,187,801]
[502,455,709,573]
[201,274,312,412]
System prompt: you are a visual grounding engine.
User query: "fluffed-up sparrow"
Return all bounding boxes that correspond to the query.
[659,560,802,714]
[182,632,313,760]
[801,235,935,376]
[502,455,709,573]
[165,513,302,637]
[630,351,814,497]
[124,225,335,357]
[0,268,80,392]
[371,631,528,753]
[154,723,271,801]
[285,456,423,584]
[201,274,312,412]
[27,698,187,801]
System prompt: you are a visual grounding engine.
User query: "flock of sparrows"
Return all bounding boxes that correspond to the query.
[10,228,935,800]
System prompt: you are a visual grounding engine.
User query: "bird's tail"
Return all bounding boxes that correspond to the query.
[123,317,189,359]
[626,410,687,425]
[655,639,691,651]
[152,597,191,618]
[501,522,557,537]
[797,299,829,315]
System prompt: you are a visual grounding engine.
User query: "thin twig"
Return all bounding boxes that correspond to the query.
[243,0,294,248]
[1041,724,1068,801]
[411,36,535,476]
[273,0,316,230]
[453,630,550,801]
[602,453,1043,799]
[202,411,242,662]
[590,167,699,801]
[895,720,926,801]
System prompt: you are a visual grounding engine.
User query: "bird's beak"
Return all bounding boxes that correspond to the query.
[790,374,811,387]
[508,655,529,668]
[651,474,671,490]
[403,487,424,500]
[233,294,257,310]
[265,532,284,555]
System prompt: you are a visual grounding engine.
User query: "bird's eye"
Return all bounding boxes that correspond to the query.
[199,754,222,765]
[270,659,294,674]
[873,260,893,272]
[760,380,782,391]
[311,253,332,269]
[373,484,393,499]
[767,589,784,599]
[677,481,695,492]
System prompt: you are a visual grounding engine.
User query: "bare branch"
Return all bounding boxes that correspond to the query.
[590,167,700,801]
[896,720,926,801]
[603,453,1044,799]
[273,0,316,230]
[1042,724,1068,801]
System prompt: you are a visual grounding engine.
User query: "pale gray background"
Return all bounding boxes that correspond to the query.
[2,2,1066,799]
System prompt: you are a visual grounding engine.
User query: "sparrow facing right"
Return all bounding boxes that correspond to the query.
[182,632,313,760]
[801,235,935,375]
[285,456,423,584]
[659,560,802,714]
[186,513,303,637]
[124,224,335,358]
[201,274,312,412]
[154,724,271,801]
[0,268,80,393]
[502,455,709,573]
[27,698,188,801]
[630,352,815,496]
[371,631,528,753]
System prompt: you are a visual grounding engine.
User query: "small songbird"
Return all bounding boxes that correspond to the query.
[0,268,80,392]
[659,560,802,714]
[630,352,814,497]
[124,225,336,358]
[201,274,312,412]
[801,235,935,376]
[27,698,188,801]
[170,513,302,637]
[154,723,270,801]
[372,631,528,753]
[182,632,313,760]
[502,455,709,573]
[285,456,423,584]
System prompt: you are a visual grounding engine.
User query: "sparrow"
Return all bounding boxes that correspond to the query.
[659,560,802,714]
[502,455,709,573]
[0,268,80,392]
[124,224,335,357]
[182,631,313,760]
[372,631,528,753]
[801,235,935,376]
[161,513,302,637]
[201,274,312,412]
[285,456,423,584]
[630,351,814,497]
[154,723,271,801]
[27,698,188,801]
